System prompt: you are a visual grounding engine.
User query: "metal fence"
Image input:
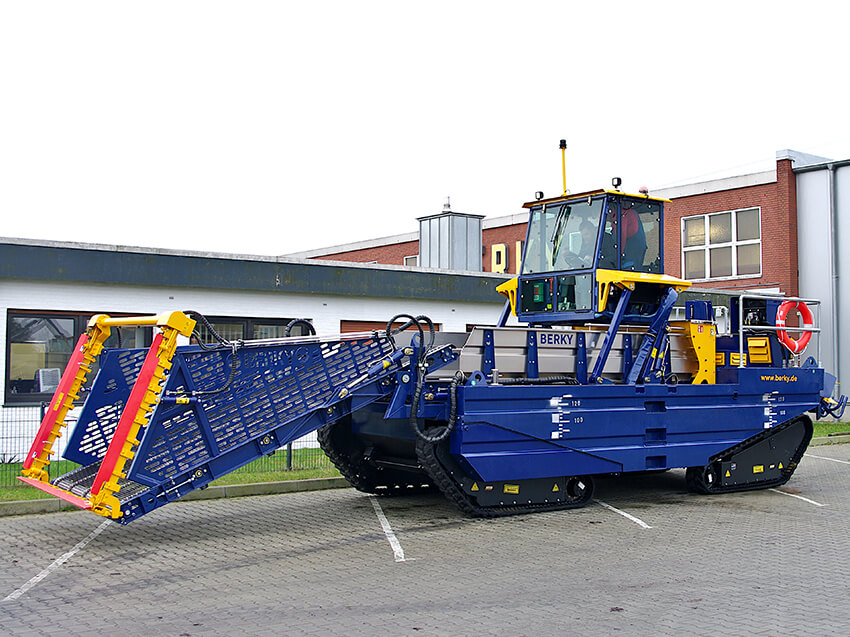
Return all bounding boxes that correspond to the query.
[1,404,335,490]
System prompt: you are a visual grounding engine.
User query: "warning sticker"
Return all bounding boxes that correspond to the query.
[471,482,479,492]
[725,470,731,478]
[503,484,520,495]
[552,483,560,492]
[753,465,764,474]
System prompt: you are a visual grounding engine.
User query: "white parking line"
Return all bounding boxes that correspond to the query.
[3,519,112,602]
[806,453,850,466]
[768,489,827,507]
[594,499,652,529]
[370,496,409,562]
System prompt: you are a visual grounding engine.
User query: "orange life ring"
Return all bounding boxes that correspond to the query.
[775,301,813,354]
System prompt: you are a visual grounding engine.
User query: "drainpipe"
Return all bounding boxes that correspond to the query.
[826,163,840,395]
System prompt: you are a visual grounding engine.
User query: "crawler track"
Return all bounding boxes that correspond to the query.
[318,419,434,496]
[415,427,594,517]
[686,415,813,494]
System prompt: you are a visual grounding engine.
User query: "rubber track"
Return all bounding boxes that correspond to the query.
[686,414,813,494]
[415,428,594,517]
[317,421,434,496]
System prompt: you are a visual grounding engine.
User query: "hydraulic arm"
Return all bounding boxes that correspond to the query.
[20,312,457,523]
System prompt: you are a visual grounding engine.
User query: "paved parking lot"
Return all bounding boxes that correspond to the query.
[2,445,849,636]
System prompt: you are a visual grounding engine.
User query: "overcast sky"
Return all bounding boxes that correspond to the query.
[2,1,848,257]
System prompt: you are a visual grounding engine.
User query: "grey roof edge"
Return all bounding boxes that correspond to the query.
[0,237,508,304]
[484,211,529,229]
[653,169,776,199]
[282,211,529,258]
[1,235,287,262]
[416,211,486,222]
[284,231,420,259]
[0,236,507,279]
[653,150,849,197]
[775,149,833,166]
[792,157,850,174]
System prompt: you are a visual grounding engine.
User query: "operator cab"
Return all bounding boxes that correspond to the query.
[522,190,662,275]
[501,190,681,325]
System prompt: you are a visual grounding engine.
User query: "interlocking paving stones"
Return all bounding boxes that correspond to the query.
[2,446,849,636]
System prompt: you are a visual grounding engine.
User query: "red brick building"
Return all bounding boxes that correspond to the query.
[290,211,531,276]
[286,150,827,299]
[657,152,803,297]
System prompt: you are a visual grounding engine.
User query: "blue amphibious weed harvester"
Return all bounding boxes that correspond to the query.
[21,187,847,523]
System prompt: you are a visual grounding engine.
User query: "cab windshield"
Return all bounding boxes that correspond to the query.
[521,198,604,275]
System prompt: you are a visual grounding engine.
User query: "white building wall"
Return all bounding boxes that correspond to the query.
[1,278,506,457]
[796,169,833,366]
[0,278,505,340]
[796,164,850,396]
[835,166,850,397]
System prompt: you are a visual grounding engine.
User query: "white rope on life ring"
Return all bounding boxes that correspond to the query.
[775,300,813,354]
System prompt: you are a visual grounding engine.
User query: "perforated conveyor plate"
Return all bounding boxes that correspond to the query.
[52,462,150,504]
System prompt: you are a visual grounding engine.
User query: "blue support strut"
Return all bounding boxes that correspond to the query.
[622,333,633,378]
[575,332,588,384]
[526,330,539,378]
[626,287,679,384]
[589,287,632,383]
[496,299,511,328]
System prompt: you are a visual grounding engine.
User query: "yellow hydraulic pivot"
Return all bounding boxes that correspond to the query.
[90,310,196,335]
[671,320,717,385]
[497,277,519,316]
[595,270,691,313]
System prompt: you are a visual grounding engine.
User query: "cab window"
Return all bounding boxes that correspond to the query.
[621,200,661,273]
[601,198,662,273]
[522,198,604,274]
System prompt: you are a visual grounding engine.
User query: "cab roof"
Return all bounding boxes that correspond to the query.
[522,189,670,208]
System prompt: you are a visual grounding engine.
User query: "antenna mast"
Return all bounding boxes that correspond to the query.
[559,139,567,194]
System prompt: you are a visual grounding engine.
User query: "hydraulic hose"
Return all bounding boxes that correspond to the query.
[384,312,457,443]
[819,395,848,419]
[183,310,232,350]
[167,310,243,397]
[385,313,427,354]
[187,340,242,397]
[412,314,437,352]
[285,318,316,337]
[409,370,465,443]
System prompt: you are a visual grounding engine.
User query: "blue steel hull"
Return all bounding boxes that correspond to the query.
[452,366,826,483]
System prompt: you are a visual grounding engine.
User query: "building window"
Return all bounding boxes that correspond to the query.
[681,207,761,280]
[5,312,313,403]
[340,320,441,334]
[5,310,152,404]
[193,316,314,345]
[404,255,418,266]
